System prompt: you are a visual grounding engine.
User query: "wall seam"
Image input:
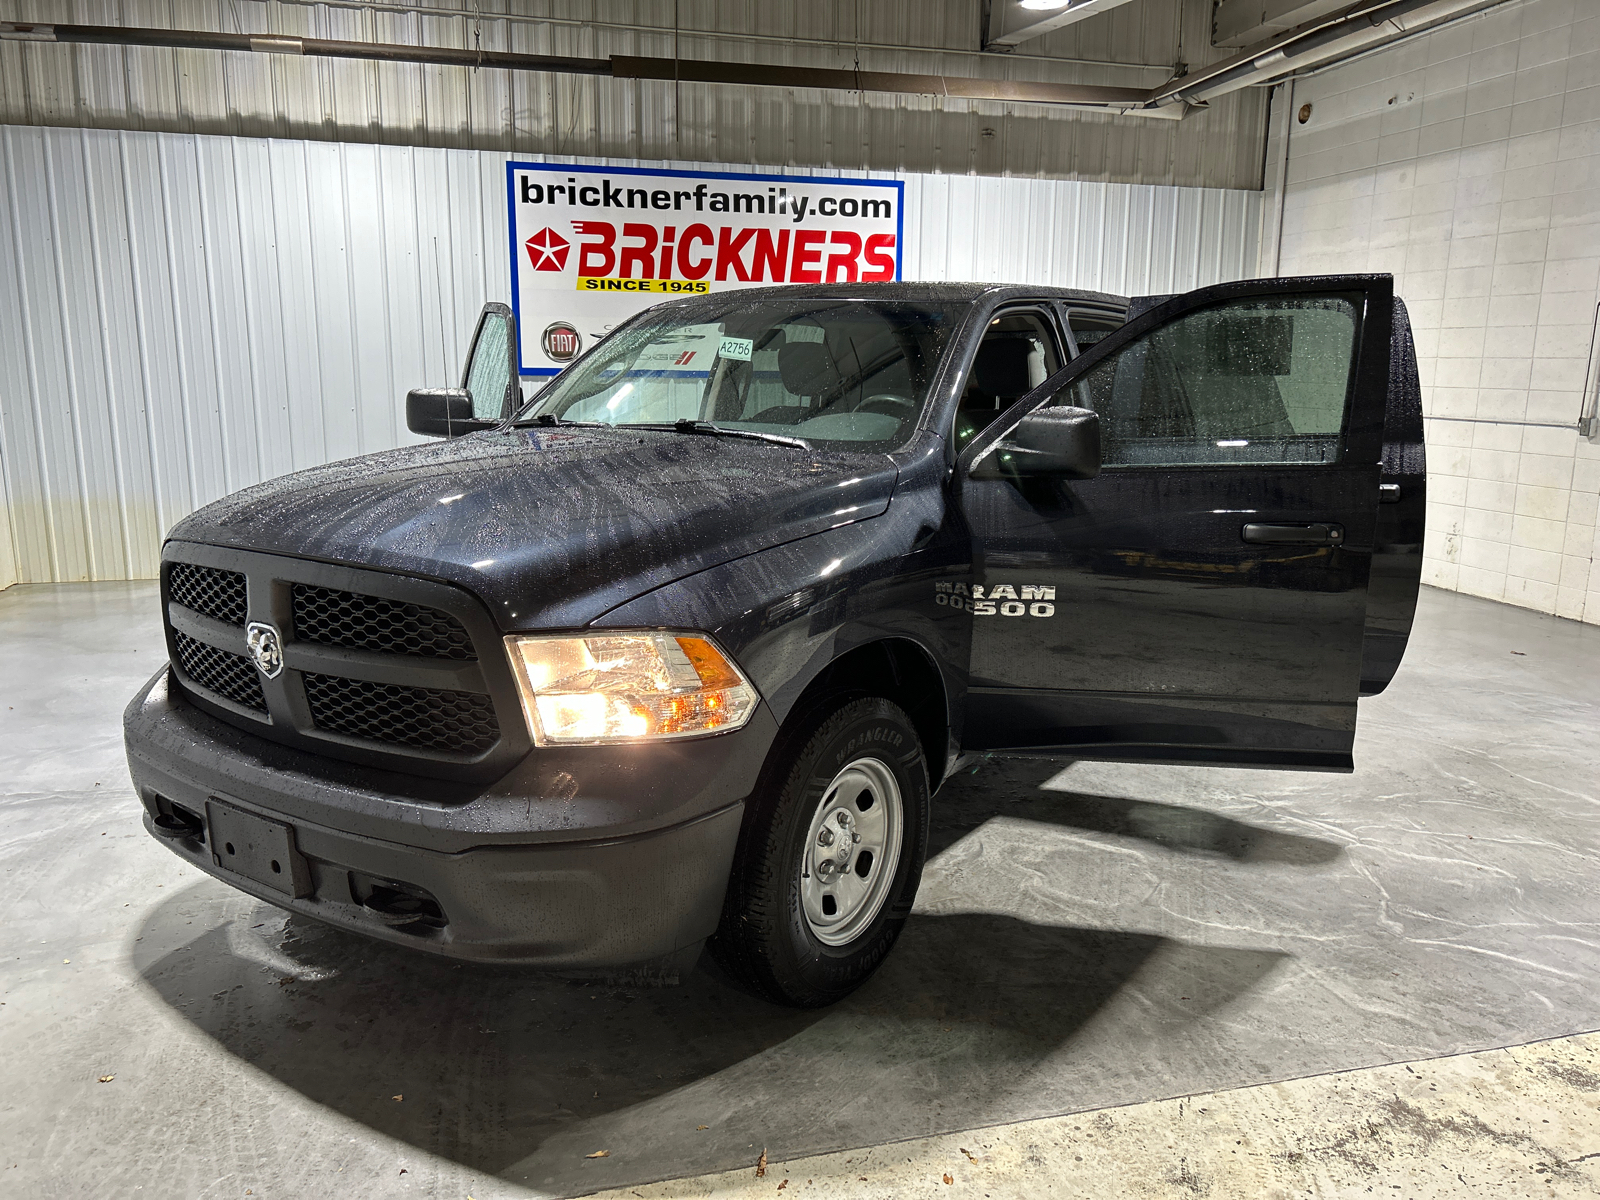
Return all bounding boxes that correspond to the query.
[4,128,64,582]
[80,124,138,579]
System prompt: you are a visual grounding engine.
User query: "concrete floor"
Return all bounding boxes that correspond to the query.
[1,582,1597,1198]
[594,1031,1600,1198]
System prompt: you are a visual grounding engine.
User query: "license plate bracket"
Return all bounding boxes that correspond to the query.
[205,799,313,899]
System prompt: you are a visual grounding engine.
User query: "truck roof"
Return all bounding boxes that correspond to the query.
[647,281,1131,310]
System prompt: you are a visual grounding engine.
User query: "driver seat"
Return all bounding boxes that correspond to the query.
[954,337,1034,451]
[749,340,836,425]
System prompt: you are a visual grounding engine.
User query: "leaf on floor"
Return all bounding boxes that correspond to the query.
[960,1148,978,1164]
[97,1075,114,1083]
[392,1095,403,1102]
[756,1148,768,1178]
[585,1150,610,1159]
[943,1173,954,1184]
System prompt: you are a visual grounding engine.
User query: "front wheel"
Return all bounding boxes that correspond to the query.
[710,696,930,1007]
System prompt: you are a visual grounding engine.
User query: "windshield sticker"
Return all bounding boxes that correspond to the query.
[935,581,1056,617]
[718,336,754,361]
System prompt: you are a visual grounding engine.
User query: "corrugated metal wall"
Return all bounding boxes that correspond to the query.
[0,0,1269,191]
[0,123,1263,587]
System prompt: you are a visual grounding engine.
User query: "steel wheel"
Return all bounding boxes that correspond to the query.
[799,755,904,947]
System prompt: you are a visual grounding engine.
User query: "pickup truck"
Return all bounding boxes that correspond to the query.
[124,276,1425,1007]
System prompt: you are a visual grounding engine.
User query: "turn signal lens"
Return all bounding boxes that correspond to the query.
[504,632,758,745]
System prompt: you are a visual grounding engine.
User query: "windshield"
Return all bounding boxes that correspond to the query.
[514,297,959,451]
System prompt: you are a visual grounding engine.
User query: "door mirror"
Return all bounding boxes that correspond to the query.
[968,405,1101,479]
[407,302,520,437]
[406,388,499,438]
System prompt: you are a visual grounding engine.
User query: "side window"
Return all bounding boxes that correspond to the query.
[1068,295,1360,467]
[463,310,513,420]
[953,310,1062,453]
[1067,311,1123,354]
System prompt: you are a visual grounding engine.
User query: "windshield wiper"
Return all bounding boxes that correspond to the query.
[630,419,811,450]
[510,413,608,428]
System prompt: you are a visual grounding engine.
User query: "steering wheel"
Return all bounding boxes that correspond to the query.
[857,394,916,417]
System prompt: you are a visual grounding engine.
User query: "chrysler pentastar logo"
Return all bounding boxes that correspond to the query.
[246,621,284,679]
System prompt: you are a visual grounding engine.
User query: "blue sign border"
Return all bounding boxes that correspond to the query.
[505,160,906,376]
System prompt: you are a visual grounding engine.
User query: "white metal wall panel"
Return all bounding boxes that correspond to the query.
[1274,0,1600,625]
[0,0,1268,192]
[0,123,1263,585]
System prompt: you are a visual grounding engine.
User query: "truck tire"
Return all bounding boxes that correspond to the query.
[710,695,930,1007]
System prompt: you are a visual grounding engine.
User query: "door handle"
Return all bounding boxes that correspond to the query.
[1241,522,1344,546]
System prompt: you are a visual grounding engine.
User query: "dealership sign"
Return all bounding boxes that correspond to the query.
[506,162,904,375]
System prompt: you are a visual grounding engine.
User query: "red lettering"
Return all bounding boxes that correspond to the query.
[715,227,755,282]
[677,224,715,280]
[619,223,658,278]
[790,229,825,283]
[573,221,616,277]
[658,226,676,279]
[862,233,897,282]
[825,231,862,282]
[752,229,790,282]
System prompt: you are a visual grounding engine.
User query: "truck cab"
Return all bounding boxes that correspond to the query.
[125,276,1424,1006]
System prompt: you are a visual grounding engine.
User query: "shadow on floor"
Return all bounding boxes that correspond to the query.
[133,880,1287,1194]
[927,758,1345,865]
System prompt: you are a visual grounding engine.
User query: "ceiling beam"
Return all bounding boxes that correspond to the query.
[0,21,1187,119]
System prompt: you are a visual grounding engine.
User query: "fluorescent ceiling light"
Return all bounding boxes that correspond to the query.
[989,0,1140,49]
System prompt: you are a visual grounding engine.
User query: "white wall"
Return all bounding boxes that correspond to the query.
[1275,0,1600,624]
[0,123,1263,585]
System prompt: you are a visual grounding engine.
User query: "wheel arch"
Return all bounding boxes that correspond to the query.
[781,636,951,792]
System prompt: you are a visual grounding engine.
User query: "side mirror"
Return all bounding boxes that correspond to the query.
[969,406,1101,479]
[407,302,522,438]
[406,388,498,439]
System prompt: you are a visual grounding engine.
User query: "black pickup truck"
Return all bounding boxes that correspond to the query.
[125,277,1424,1006]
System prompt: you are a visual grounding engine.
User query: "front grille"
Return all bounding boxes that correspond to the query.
[168,562,247,626]
[172,629,267,712]
[291,585,476,660]
[303,674,499,753]
[162,548,518,775]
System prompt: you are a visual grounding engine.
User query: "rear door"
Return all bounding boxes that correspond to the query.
[957,276,1396,771]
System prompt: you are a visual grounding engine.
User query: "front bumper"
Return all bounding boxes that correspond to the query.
[125,668,775,966]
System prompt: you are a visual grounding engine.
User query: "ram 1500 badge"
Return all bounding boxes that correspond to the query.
[124,278,1425,1007]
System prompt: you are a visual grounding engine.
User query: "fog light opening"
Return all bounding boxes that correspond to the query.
[351,872,448,931]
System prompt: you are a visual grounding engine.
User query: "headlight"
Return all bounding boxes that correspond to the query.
[504,632,759,745]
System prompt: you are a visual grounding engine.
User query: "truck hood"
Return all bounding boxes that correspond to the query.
[168,426,898,629]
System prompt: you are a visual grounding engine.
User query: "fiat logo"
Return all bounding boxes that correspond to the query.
[245,621,284,679]
[542,322,582,363]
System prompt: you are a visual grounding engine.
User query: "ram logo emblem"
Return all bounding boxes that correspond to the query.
[245,621,285,679]
[934,582,1056,617]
